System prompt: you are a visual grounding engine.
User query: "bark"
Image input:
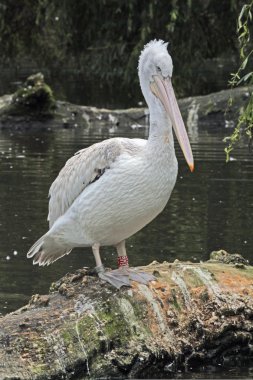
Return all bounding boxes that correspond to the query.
[1,251,253,379]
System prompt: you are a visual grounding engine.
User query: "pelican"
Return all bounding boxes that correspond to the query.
[27,40,194,288]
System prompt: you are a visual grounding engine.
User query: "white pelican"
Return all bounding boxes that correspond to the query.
[27,40,194,288]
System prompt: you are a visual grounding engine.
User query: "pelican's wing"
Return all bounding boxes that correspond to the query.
[48,138,126,228]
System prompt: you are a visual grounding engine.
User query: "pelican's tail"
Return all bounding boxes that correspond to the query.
[27,233,72,266]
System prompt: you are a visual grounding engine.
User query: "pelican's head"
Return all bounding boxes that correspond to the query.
[138,40,173,90]
[138,40,194,172]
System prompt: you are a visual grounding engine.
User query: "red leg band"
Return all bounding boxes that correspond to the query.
[118,255,129,268]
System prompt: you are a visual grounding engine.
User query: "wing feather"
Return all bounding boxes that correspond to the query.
[48,138,123,227]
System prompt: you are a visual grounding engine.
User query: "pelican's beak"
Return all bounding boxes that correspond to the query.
[150,75,194,172]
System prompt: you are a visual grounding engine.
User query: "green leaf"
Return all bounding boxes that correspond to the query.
[241,56,249,70]
[238,4,247,29]
[237,71,253,84]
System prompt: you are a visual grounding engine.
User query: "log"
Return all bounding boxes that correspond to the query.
[1,251,253,380]
[0,72,252,131]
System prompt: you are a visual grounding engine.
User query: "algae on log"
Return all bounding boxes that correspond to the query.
[0,73,55,116]
[1,257,253,379]
[0,73,58,130]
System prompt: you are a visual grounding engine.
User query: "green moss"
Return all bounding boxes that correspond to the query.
[61,328,75,347]
[183,269,205,288]
[29,363,49,376]
[0,72,56,117]
[97,308,132,346]
[209,250,248,265]
[25,336,56,377]
[171,288,181,311]
[60,314,100,359]
[57,294,152,375]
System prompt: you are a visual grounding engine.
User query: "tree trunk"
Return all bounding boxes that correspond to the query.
[1,254,253,379]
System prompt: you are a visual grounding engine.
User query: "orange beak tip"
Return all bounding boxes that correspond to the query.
[189,163,194,172]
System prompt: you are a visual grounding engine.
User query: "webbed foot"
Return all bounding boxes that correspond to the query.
[128,268,156,284]
[96,265,156,289]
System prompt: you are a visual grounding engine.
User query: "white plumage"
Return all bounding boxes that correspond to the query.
[27,40,193,288]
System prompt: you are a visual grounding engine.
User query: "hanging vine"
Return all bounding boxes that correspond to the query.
[225,1,253,161]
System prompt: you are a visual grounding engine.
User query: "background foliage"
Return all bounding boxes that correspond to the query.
[0,0,250,100]
[225,0,253,158]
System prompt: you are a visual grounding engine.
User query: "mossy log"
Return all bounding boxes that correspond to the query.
[0,73,55,119]
[1,253,253,379]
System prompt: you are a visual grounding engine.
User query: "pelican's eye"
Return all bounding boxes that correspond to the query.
[156,66,162,73]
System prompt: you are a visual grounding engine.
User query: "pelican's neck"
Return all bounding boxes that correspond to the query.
[140,79,174,146]
[147,99,174,147]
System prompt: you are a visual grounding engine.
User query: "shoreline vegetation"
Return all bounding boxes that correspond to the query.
[0,2,245,99]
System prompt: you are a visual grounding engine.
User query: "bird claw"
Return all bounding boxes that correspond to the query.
[96,266,156,289]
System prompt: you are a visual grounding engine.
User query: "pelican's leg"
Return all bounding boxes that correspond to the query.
[92,243,104,273]
[116,240,129,270]
[92,243,130,289]
[116,240,156,285]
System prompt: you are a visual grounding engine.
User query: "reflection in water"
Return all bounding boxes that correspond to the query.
[0,121,252,317]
